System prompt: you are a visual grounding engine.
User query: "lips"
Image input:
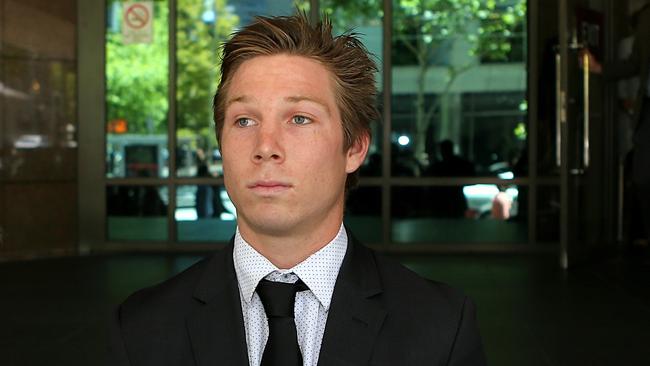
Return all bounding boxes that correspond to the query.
[247,181,293,195]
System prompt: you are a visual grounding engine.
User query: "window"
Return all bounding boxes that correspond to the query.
[102,0,532,247]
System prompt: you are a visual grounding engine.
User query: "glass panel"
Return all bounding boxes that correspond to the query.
[537,185,560,242]
[321,0,384,177]
[1,0,78,254]
[175,0,308,177]
[175,185,237,242]
[344,186,382,244]
[107,185,168,241]
[106,0,169,178]
[174,184,383,243]
[535,0,559,177]
[391,0,527,176]
[460,92,528,176]
[392,184,527,243]
[2,58,77,181]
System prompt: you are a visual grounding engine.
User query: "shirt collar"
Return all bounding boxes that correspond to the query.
[232,224,348,311]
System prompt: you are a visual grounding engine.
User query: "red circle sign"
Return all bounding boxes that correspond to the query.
[124,4,150,30]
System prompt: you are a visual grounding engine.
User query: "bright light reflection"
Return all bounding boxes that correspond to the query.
[463,184,499,199]
[175,208,197,221]
[220,212,236,221]
[398,135,410,146]
[498,171,514,179]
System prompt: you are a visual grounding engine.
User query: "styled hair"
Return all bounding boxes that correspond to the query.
[212,12,379,190]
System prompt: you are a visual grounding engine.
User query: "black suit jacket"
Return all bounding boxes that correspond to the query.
[109,236,487,365]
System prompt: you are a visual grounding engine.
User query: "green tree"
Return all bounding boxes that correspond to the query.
[106,1,169,134]
[323,0,526,163]
[176,0,239,150]
[106,0,307,149]
[106,0,238,140]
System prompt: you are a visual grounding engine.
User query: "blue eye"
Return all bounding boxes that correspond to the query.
[236,118,255,127]
[292,115,312,125]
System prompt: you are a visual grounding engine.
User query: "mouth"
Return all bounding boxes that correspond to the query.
[247,181,293,195]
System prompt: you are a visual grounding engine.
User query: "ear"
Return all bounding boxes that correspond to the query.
[345,133,370,173]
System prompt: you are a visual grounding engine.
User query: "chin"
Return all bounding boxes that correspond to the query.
[245,218,298,237]
[238,210,298,236]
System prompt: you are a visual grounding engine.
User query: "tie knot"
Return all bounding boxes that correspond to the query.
[256,279,307,318]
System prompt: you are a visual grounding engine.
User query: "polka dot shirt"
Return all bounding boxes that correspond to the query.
[233,224,348,366]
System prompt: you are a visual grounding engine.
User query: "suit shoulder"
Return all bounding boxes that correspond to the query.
[359,249,486,364]
[372,251,468,309]
[118,252,221,321]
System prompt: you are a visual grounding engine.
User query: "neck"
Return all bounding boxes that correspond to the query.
[237,216,343,269]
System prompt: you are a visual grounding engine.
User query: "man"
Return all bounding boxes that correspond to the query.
[109,13,486,366]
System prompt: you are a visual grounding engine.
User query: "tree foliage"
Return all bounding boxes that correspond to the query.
[106,0,309,149]
[176,0,238,149]
[106,1,169,134]
[322,0,526,162]
[106,0,238,141]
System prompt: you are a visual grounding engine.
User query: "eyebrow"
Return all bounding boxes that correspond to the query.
[226,95,331,115]
[284,96,330,115]
[225,95,251,108]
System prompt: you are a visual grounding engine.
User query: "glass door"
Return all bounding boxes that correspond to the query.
[557,0,616,268]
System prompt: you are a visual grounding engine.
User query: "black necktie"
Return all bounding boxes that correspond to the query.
[256,278,308,366]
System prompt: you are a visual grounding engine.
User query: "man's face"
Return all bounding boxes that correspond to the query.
[221,54,368,239]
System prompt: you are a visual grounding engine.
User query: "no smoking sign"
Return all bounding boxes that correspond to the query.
[122,1,153,44]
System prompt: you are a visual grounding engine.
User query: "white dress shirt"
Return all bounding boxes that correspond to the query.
[233,224,348,366]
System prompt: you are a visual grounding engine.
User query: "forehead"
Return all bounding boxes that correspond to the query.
[226,54,338,103]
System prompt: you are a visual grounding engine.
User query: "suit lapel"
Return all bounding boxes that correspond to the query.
[186,243,249,366]
[318,234,386,366]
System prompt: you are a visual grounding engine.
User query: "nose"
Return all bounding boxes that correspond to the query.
[252,123,284,163]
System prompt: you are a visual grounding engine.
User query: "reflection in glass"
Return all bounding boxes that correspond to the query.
[175,0,308,177]
[106,0,169,178]
[392,185,526,243]
[461,92,528,176]
[345,186,382,244]
[175,185,237,242]
[107,185,168,241]
[390,0,527,177]
[537,186,560,242]
[535,2,560,177]
[173,184,384,243]
[3,58,78,180]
